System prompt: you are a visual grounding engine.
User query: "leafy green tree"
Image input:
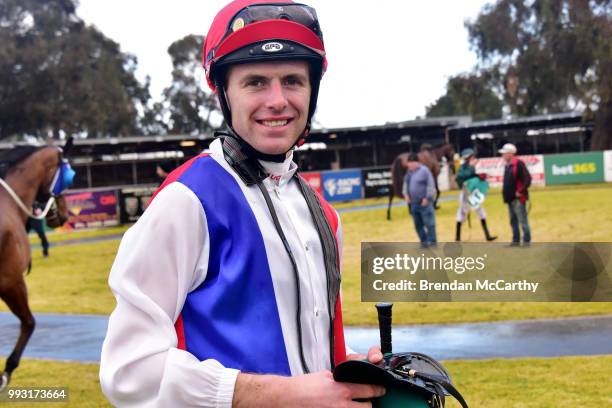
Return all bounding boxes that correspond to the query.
[466,0,612,149]
[162,34,218,135]
[0,0,151,139]
[426,73,503,120]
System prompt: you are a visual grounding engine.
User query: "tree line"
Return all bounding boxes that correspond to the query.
[2,0,611,149]
[0,0,216,140]
[427,0,612,150]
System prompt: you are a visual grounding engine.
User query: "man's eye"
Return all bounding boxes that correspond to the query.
[246,79,265,87]
[285,77,303,86]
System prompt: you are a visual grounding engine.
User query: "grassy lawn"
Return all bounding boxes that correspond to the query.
[1,359,103,407]
[339,184,612,325]
[5,184,612,323]
[29,225,128,244]
[3,240,120,315]
[444,355,612,407]
[3,355,610,407]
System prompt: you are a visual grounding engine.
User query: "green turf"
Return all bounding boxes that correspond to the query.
[8,240,120,314]
[1,359,104,407]
[340,184,612,325]
[29,225,128,245]
[444,355,612,407]
[3,356,611,407]
[4,184,612,322]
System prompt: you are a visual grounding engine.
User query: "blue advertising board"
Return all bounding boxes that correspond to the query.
[321,169,363,202]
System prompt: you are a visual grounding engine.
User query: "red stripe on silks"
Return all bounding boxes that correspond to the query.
[333,296,347,365]
[149,153,209,206]
[175,314,186,350]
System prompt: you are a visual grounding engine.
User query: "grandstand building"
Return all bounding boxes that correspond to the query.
[0,112,591,190]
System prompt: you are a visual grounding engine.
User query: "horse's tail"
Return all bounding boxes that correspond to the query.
[26,259,32,275]
[390,155,407,199]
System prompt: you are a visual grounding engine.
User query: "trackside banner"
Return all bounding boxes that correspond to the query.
[362,167,392,198]
[64,189,119,229]
[604,150,612,183]
[321,169,363,202]
[118,186,157,223]
[300,171,323,194]
[361,243,612,302]
[475,155,545,187]
[544,152,604,185]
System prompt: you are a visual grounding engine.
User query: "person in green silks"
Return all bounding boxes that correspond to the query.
[455,148,497,242]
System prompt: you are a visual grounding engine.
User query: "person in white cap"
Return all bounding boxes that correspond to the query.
[500,143,532,245]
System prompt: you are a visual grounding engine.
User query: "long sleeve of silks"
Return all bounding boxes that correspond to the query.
[99,182,239,408]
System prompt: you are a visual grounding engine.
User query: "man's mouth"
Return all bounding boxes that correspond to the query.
[259,119,290,128]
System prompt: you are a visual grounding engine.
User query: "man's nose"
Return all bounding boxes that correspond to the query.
[265,80,288,111]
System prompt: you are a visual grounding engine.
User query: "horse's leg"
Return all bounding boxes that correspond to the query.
[0,280,36,391]
[387,192,393,221]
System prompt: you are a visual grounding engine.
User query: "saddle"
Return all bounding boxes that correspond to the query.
[333,304,469,408]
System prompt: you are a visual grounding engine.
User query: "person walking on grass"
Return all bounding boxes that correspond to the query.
[403,153,437,247]
[455,148,497,242]
[26,202,50,257]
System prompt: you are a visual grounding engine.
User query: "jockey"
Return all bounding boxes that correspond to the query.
[455,148,497,242]
[100,1,385,406]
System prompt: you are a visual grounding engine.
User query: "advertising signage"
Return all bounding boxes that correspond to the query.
[604,150,612,183]
[300,171,323,194]
[119,186,157,223]
[475,155,545,187]
[544,152,604,185]
[64,189,119,229]
[362,167,392,198]
[321,169,363,202]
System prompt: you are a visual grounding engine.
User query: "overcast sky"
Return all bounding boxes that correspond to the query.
[77,0,489,129]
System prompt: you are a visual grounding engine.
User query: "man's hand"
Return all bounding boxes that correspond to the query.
[233,370,385,408]
[404,195,410,204]
[515,191,523,198]
[346,346,384,364]
[421,197,429,206]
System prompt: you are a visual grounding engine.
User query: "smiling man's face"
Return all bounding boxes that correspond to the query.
[225,60,311,156]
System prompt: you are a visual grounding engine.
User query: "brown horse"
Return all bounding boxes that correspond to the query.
[387,143,456,220]
[0,141,73,391]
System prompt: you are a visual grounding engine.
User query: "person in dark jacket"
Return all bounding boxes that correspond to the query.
[455,148,497,242]
[500,143,532,244]
[26,202,49,257]
[403,153,437,247]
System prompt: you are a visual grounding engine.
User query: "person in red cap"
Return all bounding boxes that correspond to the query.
[100,1,384,406]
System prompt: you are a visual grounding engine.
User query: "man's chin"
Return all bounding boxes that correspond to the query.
[253,138,298,156]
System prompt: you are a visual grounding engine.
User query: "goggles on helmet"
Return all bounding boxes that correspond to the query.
[227,3,322,42]
[204,2,326,90]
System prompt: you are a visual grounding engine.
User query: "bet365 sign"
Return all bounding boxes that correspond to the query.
[544,152,604,185]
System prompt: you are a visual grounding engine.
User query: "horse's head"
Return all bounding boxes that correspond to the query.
[45,195,68,228]
[438,144,457,174]
[34,140,75,228]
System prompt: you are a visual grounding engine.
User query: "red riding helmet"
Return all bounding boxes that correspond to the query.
[203,0,327,140]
